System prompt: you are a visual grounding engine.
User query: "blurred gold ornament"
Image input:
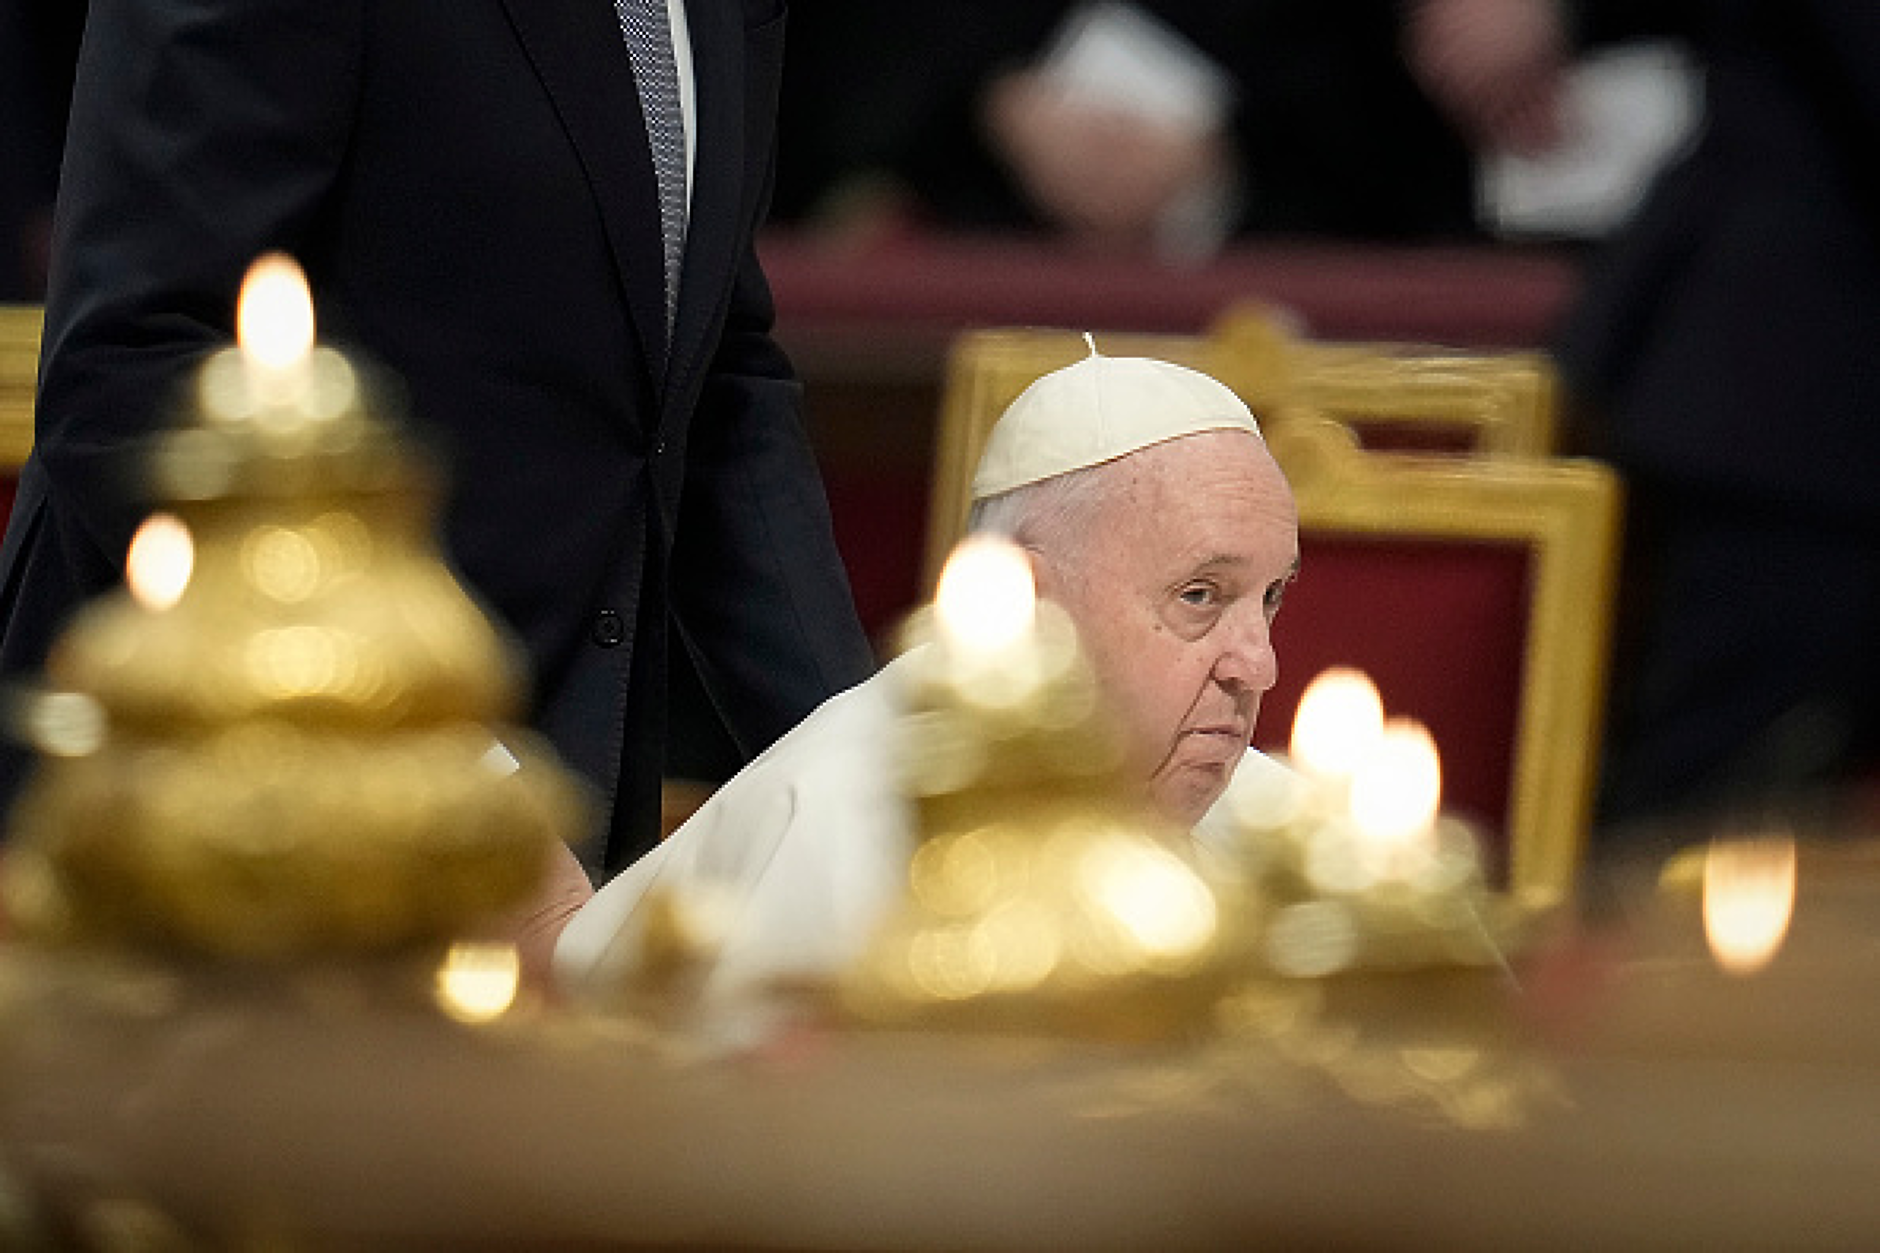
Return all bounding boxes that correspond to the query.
[842,536,1236,1037]
[1218,668,1520,981]
[2,254,588,958]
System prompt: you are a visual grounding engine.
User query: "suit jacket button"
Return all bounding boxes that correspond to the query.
[592,609,625,647]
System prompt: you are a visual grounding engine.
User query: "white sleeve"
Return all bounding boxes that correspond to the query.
[552,663,916,1000]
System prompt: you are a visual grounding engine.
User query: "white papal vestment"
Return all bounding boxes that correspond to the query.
[555,646,1290,1003]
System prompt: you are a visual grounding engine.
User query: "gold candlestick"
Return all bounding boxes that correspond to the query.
[841,536,1237,1038]
[1216,668,1518,981]
[2,255,588,959]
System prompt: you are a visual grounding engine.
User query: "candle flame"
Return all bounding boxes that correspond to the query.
[435,942,523,1023]
[1348,718,1442,849]
[236,253,315,370]
[1289,667,1384,782]
[935,535,1037,654]
[1702,833,1796,976]
[125,512,195,611]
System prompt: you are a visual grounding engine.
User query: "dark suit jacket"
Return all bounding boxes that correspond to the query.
[0,0,85,298]
[1558,0,1880,531]
[0,0,874,873]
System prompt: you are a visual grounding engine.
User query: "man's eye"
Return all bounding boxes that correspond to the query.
[1264,578,1291,619]
[1179,583,1218,608]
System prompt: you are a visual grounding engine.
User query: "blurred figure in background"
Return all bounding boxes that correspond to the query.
[772,0,1483,258]
[0,0,86,299]
[1411,0,1880,839]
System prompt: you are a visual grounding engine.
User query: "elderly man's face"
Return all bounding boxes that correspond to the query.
[1036,431,1299,826]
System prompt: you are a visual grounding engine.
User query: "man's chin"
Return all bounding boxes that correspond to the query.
[1150,761,1239,830]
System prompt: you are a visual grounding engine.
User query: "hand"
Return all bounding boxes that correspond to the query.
[1405,0,1570,155]
[487,839,595,996]
[982,69,1236,253]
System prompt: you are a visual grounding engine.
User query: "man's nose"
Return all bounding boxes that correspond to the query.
[1214,611,1278,693]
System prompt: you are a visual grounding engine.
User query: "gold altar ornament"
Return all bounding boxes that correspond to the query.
[1219,667,1515,979]
[842,536,1235,1037]
[1,254,588,958]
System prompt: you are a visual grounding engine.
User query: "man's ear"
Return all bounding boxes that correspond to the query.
[1021,543,1059,597]
[1025,544,1083,610]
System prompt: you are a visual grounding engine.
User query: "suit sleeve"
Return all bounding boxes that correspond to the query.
[666,237,876,758]
[34,0,363,565]
[665,9,875,760]
[1799,0,1880,165]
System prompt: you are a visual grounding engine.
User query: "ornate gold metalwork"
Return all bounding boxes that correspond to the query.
[1207,302,1559,457]
[1,265,587,959]
[841,572,1239,1039]
[1214,770,1518,980]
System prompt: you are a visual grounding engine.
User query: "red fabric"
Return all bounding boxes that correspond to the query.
[763,229,1576,346]
[1252,535,1531,884]
[821,464,929,647]
[1343,421,1485,455]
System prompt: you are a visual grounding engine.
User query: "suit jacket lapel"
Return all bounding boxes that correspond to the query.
[499,0,671,389]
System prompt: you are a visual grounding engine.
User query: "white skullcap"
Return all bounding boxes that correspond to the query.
[970,341,1263,500]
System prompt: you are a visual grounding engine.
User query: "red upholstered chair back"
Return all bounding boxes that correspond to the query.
[928,327,1622,907]
[1254,534,1529,883]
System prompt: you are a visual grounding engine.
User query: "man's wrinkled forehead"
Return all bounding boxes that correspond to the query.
[1077,429,1296,570]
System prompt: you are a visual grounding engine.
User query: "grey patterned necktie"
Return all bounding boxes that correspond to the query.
[615,0,688,332]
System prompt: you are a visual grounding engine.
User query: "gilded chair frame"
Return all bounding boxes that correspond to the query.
[925,320,1564,581]
[926,327,1621,907]
[1263,417,1619,905]
[1208,302,1559,457]
[0,305,41,468]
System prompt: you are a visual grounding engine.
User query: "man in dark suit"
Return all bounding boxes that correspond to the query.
[1561,0,1880,832]
[0,0,876,881]
[1414,0,1880,834]
[0,0,85,299]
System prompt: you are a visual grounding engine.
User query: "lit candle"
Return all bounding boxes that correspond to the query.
[1275,672,1454,898]
[927,534,1061,718]
[189,253,359,456]
[1239,667,1500,978]
[236,252,316,402]
[1348,717,1442,861]
[124,512,195,612]
[1289,666,1384,785]
[933,534,1038,659]
[435,941,523,1023]
[1702,833,1797,976]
